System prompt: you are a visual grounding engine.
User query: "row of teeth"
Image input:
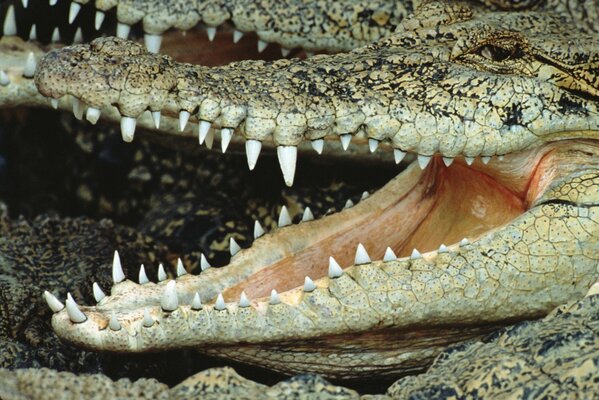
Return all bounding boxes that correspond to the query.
[45,234,472,327]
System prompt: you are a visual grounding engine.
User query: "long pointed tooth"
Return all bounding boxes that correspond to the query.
[230,237,241,256]
[109,313,121,330]
[120,116,136,142]
[254,220,265,239]
[111,251,125,284]
[301,207,314,222]
[410,249,422,259]
[72,97,84,120]
[205,129,215,149]
[206,27,216,41]
[22,0,28,8]
[340,134,351,150]
[269,289,281,305]
[151,111,161,129]
[354,243,371,265]
[95,10,105,30]
[49,0,58,5]
[50,98,59,109]
[191,292,202,310]
[245,139,261,170]
[220,128,233,153]
[179,110,190,131]
[144,33,162,54]
[92,282,106,302]
[67,293,74,303]
[277,146,297,187]
[43,291,64,312]
[142,309,154,327]
[139,264,149,284]
[383,247,397,261]
[200,253,211,271]
[368,138,379,153]
[3,6,16,36]
[394,149,406,164]
[0,71,10,86]
[51,27,61,43]
[233,29,243,43]
[417,154,432,169]
[481,156,491,164]
[303,276,316,292]
[116,22,131,39]
[176,258,187,277]
[23,52,36,78]
[442,157,454,167]
[214,293,226,310]
[198,120,211,144]
[239,291,250,307]
[68,2,81,23]
[311,139,324,154]
[328,257,343,278]
[65,298,87,323]
[278,205,291,227]
[460,238,470,246]
[85,107,101,124]
[161,280,178,311]
[464,156,475,165]
[28,24,37,40]
[257,39,268,53]
[281,47,291,57]
[157,263,167,282]
[73,27,83,43]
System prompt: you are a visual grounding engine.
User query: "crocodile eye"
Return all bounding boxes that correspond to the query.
[477,44,523,62]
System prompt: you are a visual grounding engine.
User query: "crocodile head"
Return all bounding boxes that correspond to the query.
[3,0,597,379]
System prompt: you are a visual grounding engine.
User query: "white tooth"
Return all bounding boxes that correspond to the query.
[301,207,314,222]
[151,111,161,129]
[257,39,268,53]
[239,291,250,307]
[439,244,449,253]
[200,253,211,271]
[460,238,470,246]
[206,26,216,41]
[585,282,599,297]
[28,24,37,41]
[72,97,84,120]
[344,199,354,209]
[498,155,505,161]
[49,0,58,6]
[85,107,101,124]
[464,156,475,165]
[157,263,167,282]
[73,27,83,43]
[198,120,211,144]
[51,27,61,43]
[281,47,290,57]
[361,191,369,200]
[417,154,432,169]
[50,98,59,109]
[328,257,343,278]
[442,157,454,167]
[67,293,74,303]
[277,145,297,187]
[142,309,154,327]
[230,237,241,256]
[221,128,233,153]
[3,6,16,36]
[144,33,162,54]
[233,29,243,43]
[278,205,291,227]
[179,110,190,131]
[269,289,281,305]
[22,0,28,8]
[65,298,87,323]
[214,293,226,310]
[191,292,202,310]
[68,2,81,24]
[340,134,351,150]
[245,139,261,170]
[0,71,10,86]
[116,22,130,39]
[311,139,324,154]
[161,280,178,311]
[354,243,371,265]
[205,129,215,149]
[410,249,422,259]
[368,138,379,153]
[303,277,316,292]
[92,282,106,302]
[109,313,121,330]
[112,250,125,283]
[139,264,149,284]
[383,247,397,261]
[95,10,105,30]
[23,52,36,78]
[43,291,64,312]
[120,116,136,142]
[481,156,491,164]
[253,220,265,239]
[176,258,186,277]
[394,149,406,164]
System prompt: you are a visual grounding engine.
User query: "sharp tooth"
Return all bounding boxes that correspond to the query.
[361,191,369,200]
[49,0,58,6]
[254,220,265,239]
[233,29,243,43]
[142,309,154,327]
[116,22,131,39]
[281,47,290,57]
[65,298,87,323]
[301,207,314,222]
[28,24,37,41]
[239,291,250,307]
[303,277,316,292]
[73,27,83,43]
[481,156,491,164]
[328,257,343,278]
[417,154,432,169]
[410,249,422,259]
[92,282,106,302]
[464,156,475,165]
[50,98,59,109]
[43,291,64,312]
[442,157,454,167]
[51,27,61,43]
[191,292,202,310]
[144,33,162,54]
[257,39,268,53]
[67,293,74,303]
[585,282,599,297]
[120,116,136,142]
[85,107,101,124]
[311,139,324,154]
[205,129,215,149]
[95,11,105,30]
[112,251,125,284]
[214,293,226,310]
[498,155,505,161]
[354,243,371,265]
[157,263,167,282]
[277,145,297,187]
[72,97,84,120]
[383,247,397,261]
[206,27,216,41]
[394,149,406,164]
[438,244,449,253]
[269,289,281,305]
[161,280,178,311]
[340,134,351,150]
[179,110,190,131]
[221,128,233,153]
[278,205,291,227]
[23,52,36,78]
[22,0,28,8]
[139,264,149,284]
[176,258,187,277]
[68,2,81,23]
[460,238,470,246]
[230,237,241,256]
[151,111,161,129]
[368,138,379,153]
[198,120,211,144]
[200,253,211,271]
[245,139,261,170]
[0,71,10,86]
[3,6,16,36]
[344,199,354,209]
[109,313,121,331]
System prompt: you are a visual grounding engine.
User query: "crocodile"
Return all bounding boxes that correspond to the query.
[0,0,598,395]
